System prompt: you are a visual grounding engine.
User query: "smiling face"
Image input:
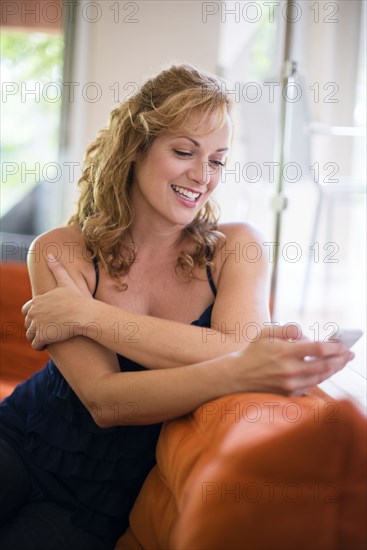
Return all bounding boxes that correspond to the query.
[130,112,232,229]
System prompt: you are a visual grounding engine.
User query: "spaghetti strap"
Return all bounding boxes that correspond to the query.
[204,245,217,297]
[206,264,217,297]
[82,226,99,299]
[92,256,99,298]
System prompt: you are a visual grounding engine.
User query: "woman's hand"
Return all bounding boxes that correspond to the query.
[231,324,354,396]
[22,255,92,350]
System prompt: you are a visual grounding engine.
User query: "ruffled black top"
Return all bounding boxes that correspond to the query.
[0,276,216,542]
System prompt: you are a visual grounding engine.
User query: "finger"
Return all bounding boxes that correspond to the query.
[286,340,348,359]
[31,339,47,352]
[26,323,46,351]
[24,313,32,331]
[46,254,74,286]
[26,323,36,342]
[21,299,33,316]
[286,352,351,396]
[301,350,351,379]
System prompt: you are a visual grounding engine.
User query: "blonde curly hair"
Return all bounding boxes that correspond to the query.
[68,64,233,287]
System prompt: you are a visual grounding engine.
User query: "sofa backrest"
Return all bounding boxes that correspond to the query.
[1,262,49,400]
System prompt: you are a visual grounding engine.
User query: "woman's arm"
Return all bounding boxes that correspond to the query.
[26,230,352,428]
[24,231,237,426]
[49,329,352,428]
[24,224,271,369]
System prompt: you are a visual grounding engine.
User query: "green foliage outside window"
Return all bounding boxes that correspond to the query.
[1,31,64,216]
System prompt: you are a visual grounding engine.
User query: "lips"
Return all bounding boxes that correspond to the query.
[171,184,202,202]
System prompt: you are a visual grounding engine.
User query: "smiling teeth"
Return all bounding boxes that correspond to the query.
[172,185,200,201]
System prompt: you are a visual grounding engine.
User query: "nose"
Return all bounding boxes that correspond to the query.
[187,159,212,186]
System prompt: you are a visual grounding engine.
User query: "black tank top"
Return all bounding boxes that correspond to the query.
[0,256,217,543]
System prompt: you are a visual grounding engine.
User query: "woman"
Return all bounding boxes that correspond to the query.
[0,65,352,550]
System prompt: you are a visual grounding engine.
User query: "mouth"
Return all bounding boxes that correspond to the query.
[171,184,202,203]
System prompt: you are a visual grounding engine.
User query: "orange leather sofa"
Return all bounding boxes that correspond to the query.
[0,261,49,400]
[1,262,366,550]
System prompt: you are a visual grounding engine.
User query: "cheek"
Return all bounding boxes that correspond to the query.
[163,157,186,178]
[148,153,179,179]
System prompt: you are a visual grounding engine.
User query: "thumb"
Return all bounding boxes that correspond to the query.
[46,255,75,287]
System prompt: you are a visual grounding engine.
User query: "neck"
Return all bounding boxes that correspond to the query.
[129,218,187,255]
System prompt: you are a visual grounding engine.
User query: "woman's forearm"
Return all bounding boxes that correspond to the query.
[78,298,246,369]
[48,338,238,427]
[94,355,238,427]
[55,329,351,428]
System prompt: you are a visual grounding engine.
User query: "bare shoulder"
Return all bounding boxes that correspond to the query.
[29,224,86,260]
[216,222,268,264]
[217,222,266,246]
[28,225,96,296]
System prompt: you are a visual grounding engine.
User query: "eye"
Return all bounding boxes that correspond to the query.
[173,150,193,158]
[209,160,225,167]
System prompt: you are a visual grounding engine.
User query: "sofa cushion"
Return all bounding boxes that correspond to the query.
[116,391,366,550]
[0,262,49,399]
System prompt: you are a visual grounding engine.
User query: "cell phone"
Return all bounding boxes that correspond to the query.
[327,329,364,349]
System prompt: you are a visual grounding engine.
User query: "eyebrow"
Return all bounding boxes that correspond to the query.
[175,136,229,152]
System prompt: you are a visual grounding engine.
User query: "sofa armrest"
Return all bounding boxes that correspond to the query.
[116,389,366,550]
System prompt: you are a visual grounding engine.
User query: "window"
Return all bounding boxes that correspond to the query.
[217,1,366,407]
[1,0,64,240]
[1,30,64,218]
